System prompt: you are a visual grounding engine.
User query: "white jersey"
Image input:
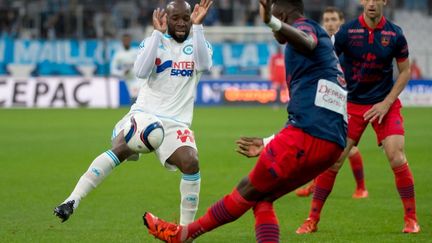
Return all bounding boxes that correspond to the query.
[110,47,138,81]
[111,46,141,98]
[132,25,213,127]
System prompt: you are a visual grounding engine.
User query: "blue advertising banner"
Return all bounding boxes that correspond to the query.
[0,38,275,76]
[0,37,121,76]
[195,80,289,106]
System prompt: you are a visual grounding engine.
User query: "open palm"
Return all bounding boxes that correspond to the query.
[259,0,272,23]
[236,137,264,158]
[153,8,167,33]
[191,0,213,25]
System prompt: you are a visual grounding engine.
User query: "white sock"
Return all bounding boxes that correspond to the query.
[63,150,121,209]
[180,172,201,226]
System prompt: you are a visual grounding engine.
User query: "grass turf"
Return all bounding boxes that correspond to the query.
[0,107,430,242]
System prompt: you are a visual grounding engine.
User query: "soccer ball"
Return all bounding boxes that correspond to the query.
[123,113,164,153]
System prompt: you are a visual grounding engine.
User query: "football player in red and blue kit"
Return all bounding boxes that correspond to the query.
[142,0,348,242]
[297,0,420,234]
[295,6,369,199]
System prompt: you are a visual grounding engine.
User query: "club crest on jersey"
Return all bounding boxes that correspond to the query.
[381,36,390,47]
[183,44,193,55]
[337,75,347,88]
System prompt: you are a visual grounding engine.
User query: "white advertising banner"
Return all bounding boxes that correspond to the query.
[0,77,119,108]
[399,80,432,107]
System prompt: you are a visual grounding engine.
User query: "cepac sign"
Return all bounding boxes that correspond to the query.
[0,77,119,108]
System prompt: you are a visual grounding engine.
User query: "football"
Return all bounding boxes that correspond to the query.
[123,113,165,153]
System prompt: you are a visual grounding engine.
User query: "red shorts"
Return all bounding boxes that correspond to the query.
[248,126,342,197]
[347,99,404,145]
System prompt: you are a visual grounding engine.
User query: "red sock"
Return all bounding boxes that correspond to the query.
[349,151,366,190]
[393,163,417,221]
[254,202,279,243]
[309,169,338,221]
[186,188,255,240]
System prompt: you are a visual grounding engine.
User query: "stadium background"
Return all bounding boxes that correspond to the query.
[0,0,431,242]
[1,0,432,107]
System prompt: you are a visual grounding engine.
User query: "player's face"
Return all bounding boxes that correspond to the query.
[361,0,387,19]
[122,35,132,49]
[167,5,192,43]
[322,12,343,36]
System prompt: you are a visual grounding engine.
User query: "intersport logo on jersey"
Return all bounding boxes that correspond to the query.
[155,58,195,77]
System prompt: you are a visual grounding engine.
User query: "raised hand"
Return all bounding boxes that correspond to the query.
[191,0,213,25]
[153,8,167,33]
[259,0,272,24]
[235,137,264,158]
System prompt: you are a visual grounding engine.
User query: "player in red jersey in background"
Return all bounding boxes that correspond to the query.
[268,44,290,106]
[296,6,368,199]
[296,0,420,234]
[142,0,348,242]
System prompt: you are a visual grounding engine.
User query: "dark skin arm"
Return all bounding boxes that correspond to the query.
[259,0,317,54]
[235,137,264,158]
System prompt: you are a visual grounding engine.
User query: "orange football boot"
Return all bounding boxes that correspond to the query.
[143,212,182,243]
[295,182,315,197]
[403,218,420,233]
[296,218,318,234]
[352,188,369,199]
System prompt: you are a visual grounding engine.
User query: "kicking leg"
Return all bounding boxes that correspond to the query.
[54,131,136,222]
[144,176,263,242]
[254,201,279,243]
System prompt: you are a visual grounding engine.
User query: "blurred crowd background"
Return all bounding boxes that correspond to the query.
[0,0,430,39]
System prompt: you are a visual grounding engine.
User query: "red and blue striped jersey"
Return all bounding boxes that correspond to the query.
[285,18,347,148]
[334,15,409,104]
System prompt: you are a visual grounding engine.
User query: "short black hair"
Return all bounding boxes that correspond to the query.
[273,0,304,13]
[323,6,344,21]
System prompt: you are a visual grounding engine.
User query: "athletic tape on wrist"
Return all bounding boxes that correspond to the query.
[267,16,282,31]
[263,134,275,146]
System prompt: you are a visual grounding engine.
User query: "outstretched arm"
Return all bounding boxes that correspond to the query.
[191,0,213,72]
[259,0,317,54]
[133,8,166,79]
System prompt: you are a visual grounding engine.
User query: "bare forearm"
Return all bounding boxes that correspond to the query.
[278,23,316,54]
[384,69,410,105]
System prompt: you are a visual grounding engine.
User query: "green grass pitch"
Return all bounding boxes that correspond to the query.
[0,107,431,242]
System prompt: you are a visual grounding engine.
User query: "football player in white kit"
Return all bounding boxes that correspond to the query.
[110,33,140,102]
[54,0,213,226]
